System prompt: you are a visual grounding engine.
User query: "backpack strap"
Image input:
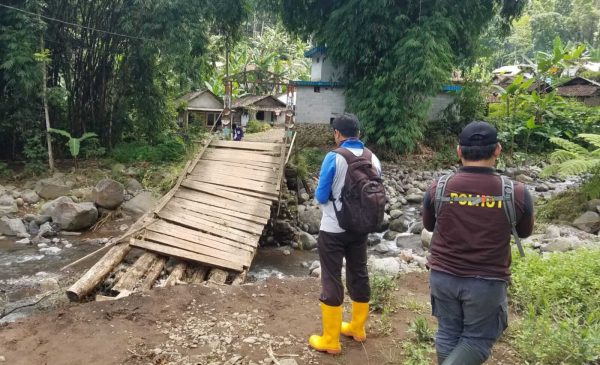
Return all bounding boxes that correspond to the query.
[434,173,453,218]
[333,146,372,164]
[501,176,525,257]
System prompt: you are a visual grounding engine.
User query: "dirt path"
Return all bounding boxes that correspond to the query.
[0,272,521,365]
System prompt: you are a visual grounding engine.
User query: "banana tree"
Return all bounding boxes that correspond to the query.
[49,128,98,168]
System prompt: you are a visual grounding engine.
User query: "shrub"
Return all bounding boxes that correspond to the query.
[111,135,186,163]
[0,162,9,178]
[293,147,327,179]
[246,120,271,134]
[369,274,397,312]
[510,248,600,364]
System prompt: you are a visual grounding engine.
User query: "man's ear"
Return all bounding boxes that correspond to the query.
[494,143,502,157]
[456,145,462,159]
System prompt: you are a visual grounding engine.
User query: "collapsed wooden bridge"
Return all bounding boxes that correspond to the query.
[66,129,289,301]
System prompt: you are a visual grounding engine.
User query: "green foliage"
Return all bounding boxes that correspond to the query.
[0,162,9,178]
[401,341,435,365]
[111,135,187,164]
[245,120,271,134]
[542,133,600,177]
[293,147,326,179]
[22,134,48,175]
[279,0,526,153]
[49,128,97,159]
[408,316,435,344]
[510,248,600,364]
[536,188,588,222]
[369,274,397,313]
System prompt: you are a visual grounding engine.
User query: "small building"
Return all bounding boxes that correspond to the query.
[232,95,287,126]
[556,77,600,106]
[293,47,346,124]
[177,90,223,128]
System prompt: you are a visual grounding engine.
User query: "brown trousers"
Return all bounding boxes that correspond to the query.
[317,230,370,306]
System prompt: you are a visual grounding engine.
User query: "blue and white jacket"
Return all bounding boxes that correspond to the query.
[315,139,382,233]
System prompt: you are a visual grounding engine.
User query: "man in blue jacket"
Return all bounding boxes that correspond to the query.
[309,114,382,354]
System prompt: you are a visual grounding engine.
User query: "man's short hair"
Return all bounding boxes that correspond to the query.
[332,114,360,137]
[460,143,498,161]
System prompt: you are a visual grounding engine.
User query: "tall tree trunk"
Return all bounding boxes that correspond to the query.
[41,33,55,172]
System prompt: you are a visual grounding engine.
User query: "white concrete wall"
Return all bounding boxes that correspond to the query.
[310,55,323,81]
[295,86,346,124]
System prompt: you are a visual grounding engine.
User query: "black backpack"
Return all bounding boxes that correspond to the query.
[331,147,386,234]
[433,173,525,257]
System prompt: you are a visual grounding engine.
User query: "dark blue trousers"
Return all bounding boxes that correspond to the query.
[430,270,508,362]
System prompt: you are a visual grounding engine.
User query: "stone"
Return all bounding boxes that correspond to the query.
[28,221,39,236]
[374,242,391,254]
[34,215,52,226]
[405,194,424,204]
[298,231,317,250]
[389,209,403,219]
[298,206,322,234]
[71,188,94,202]
[389,218,408,232]
[544,225,561,239]
[21,190,40,204]
[40,246,61,255]
[309,260,320,271]
[421,229,433,249]
[410,221,424,234]
[310,267,321,278]
[40,196,98,231]
[298,192,310,204]
[92,179,124,209]
[0,217,29,237]
[119,224,128,232]
[396,235,424,253]
[383,230,399,240]
[587,199,600,212]
[15,198,24,207]
[35,177,73,200]
[367,234,381,246]
[111,163,126,175]
[535,184,549,192]
[573,211,600,234]
[121,191,156,218]
[541,238,573,253]
[368,257,401,276]
[0,195,18,215]
[125,178,143,193]
[515,174,534,184]
[16,238,30,244]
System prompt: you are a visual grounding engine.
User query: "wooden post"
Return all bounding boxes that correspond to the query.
[111,252,158,295]
[140,256,166,291]
[66,243,131,301]
[165,262,187,286]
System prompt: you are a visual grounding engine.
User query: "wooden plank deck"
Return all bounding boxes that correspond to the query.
[67,128,288,300]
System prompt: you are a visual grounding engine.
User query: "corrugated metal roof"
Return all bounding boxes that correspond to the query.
[292,80,344,87]
[304,46,327,58]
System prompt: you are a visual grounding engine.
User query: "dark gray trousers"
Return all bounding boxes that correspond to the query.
[317,230,370,306]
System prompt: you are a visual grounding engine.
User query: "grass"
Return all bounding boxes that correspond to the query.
[510,248,600,364]
[536,188,588,223]
[293,147,327,180]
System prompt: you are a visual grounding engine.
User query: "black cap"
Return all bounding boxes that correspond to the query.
[459,121,498,146]
[331,113,359,137]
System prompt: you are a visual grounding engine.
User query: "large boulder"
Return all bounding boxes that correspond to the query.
[121,191,156,218]
[421,229,433,249]
[125,178,144,193]
[35,178,73,200]
[405,194,424,204]
[0,216,29,237]
[298,231,317,250]
[40,196,98,230]
[298,206,322,234]
[389,218,408,232]
[21,189,40,204]
[368,257,401,277]
[0,195,18,215]
[396,234,424,254]
[573,211,600,234]
[92,179,124,209]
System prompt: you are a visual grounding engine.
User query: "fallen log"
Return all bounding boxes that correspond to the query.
[140,256,166,291]
[188,265,208,284]
[165,262,187,287]
[111,252,158,295]
[66,243,131,302]
[208,268,229,284]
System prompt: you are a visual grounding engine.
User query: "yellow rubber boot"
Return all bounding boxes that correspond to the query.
[341,301,369,342]
[309,303,343,354]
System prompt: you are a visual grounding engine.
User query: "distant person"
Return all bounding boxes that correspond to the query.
[233,123,244,141]
[241,112,250,128]
[422,121,534,365]
[309,114,385,355]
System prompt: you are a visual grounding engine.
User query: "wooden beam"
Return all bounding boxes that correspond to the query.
[205,149,280,163]
[170,195,270,225]
[66,243,131,301]
[210,140,281,152]
[176,188,272,218]
[140,256,167,291]
[195,159,277,172]
[131,240,243,272]
[181,179,272,207]
[165,261,187,287]
[111,252,158,295]
[185,174,278,196]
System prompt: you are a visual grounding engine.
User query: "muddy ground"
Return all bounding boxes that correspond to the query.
[0,272,521,365]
